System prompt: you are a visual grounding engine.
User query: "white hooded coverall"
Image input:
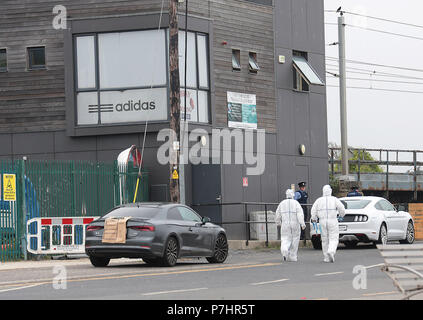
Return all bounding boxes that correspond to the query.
[310,185,346,262]
[275,189,306,262]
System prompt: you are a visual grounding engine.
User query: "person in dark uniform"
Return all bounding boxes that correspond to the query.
[294,182,309,240]
[347,186,362,197]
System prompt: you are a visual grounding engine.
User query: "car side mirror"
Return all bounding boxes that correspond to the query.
[202,217,211,225]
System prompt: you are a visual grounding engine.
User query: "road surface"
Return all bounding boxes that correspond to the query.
[0,244,411,300]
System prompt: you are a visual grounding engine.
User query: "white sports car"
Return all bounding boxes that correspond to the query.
[310,196,415,249]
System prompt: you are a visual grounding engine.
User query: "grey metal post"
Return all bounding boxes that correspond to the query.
[21,157,27,260]
[264,204,268,247]
[338,13,349,176]
[413,151,417,201]
[179,0,189,205]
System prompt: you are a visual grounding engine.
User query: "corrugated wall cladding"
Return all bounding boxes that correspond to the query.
[0,0,275,134]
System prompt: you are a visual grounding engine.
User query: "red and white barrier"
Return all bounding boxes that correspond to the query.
[27,216,100,254]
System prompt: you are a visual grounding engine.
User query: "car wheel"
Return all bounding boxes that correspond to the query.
[311,236,322,250]
[377,224,388,245]
[160,236,179,267]
[89,256,110,267]
[207,233,228,264]
[344,241,358,249]
[400,221,415,244]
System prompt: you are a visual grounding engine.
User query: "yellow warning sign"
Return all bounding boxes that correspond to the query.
[172,169,179,180]
[3,174,16,201]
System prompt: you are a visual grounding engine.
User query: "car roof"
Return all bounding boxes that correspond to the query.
[339,196,386,203]
[117,202,184,209]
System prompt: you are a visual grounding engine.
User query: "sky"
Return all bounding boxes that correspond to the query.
[323,0,423,161]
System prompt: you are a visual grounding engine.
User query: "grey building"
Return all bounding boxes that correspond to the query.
[0,0,328,239]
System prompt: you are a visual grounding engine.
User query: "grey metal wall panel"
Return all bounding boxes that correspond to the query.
[0,134,13,156]
[54,131,97,153]
[306,0,325,55]
[54,151,97,161]
[291,0,308,52]
[278,155,297,189]
[309,92,328,158]
[310,157,329,201]
[275,48,294,90]
[96,134,140,151]
[276,89,295,155]
[293,92,310,156]
[260,154,279,202]
[274,0,292,48]
[12,132,54,155]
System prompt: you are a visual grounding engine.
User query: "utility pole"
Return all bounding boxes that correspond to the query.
[179,0,189,205]
[338,11,349,176]
[169,0,180,203]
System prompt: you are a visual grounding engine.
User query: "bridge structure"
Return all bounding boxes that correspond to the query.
[329,147,423,204]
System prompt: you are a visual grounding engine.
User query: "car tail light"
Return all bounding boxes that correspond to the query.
[130,225,155,232]
[87,225,103,231]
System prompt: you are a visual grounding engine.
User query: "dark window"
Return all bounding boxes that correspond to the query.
[379,200,395,211]
[167,207,184,221]
[341,200,371,209]
[177,207,202,222]
[0,49,7,72]
[102,206,160,219]
[249,52,260,73]
[293,51,309,92]
[232,49,241,71]
[27,46,46,70]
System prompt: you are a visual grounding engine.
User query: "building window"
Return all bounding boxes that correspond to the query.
[0,49,6,72]
[27,46,46,70]
[179,31,210,123]
[292,50,324,92]
[74,29,210,126]
[232,49,241,71]
[248,52,260,73]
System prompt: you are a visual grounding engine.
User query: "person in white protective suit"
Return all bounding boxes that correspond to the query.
[310,185,346,263]
[275,189,306,262]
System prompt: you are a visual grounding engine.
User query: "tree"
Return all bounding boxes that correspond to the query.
[329,143,384,174]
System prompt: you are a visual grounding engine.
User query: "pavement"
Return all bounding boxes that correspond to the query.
[0,240,307,271]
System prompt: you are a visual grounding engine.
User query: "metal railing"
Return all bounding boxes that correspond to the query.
[329,147,423,199]
[0,159,150,261]
[191,201,313,247]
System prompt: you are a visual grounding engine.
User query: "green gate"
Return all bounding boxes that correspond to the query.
[0,159,149,262]
[0,161,23,262]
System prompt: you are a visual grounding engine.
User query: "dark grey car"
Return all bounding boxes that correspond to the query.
[85,202,228,267]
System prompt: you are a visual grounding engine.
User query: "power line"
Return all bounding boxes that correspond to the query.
[326,56,423,73]
[326,72,423,85]
[327,84,423,94]
[325,22,423,41]
[326,65,423,81]
[325,10,423,29]
[346,23,423,41]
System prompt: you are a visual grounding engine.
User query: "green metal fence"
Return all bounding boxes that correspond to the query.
[0,159,149,262]
[0,160,23,262]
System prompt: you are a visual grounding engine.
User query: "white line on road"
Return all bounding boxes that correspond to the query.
[250,279,289,286]
[0,283,43,294]
[142,287,208,296]
[362,291,397,297]
[314,271,344,277]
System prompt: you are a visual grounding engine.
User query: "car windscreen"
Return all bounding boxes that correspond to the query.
[341,200,371,209]
[102,207,160,219]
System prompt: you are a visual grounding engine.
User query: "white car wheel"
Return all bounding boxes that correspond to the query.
[378,224,388,245]
[400,221,415,244]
